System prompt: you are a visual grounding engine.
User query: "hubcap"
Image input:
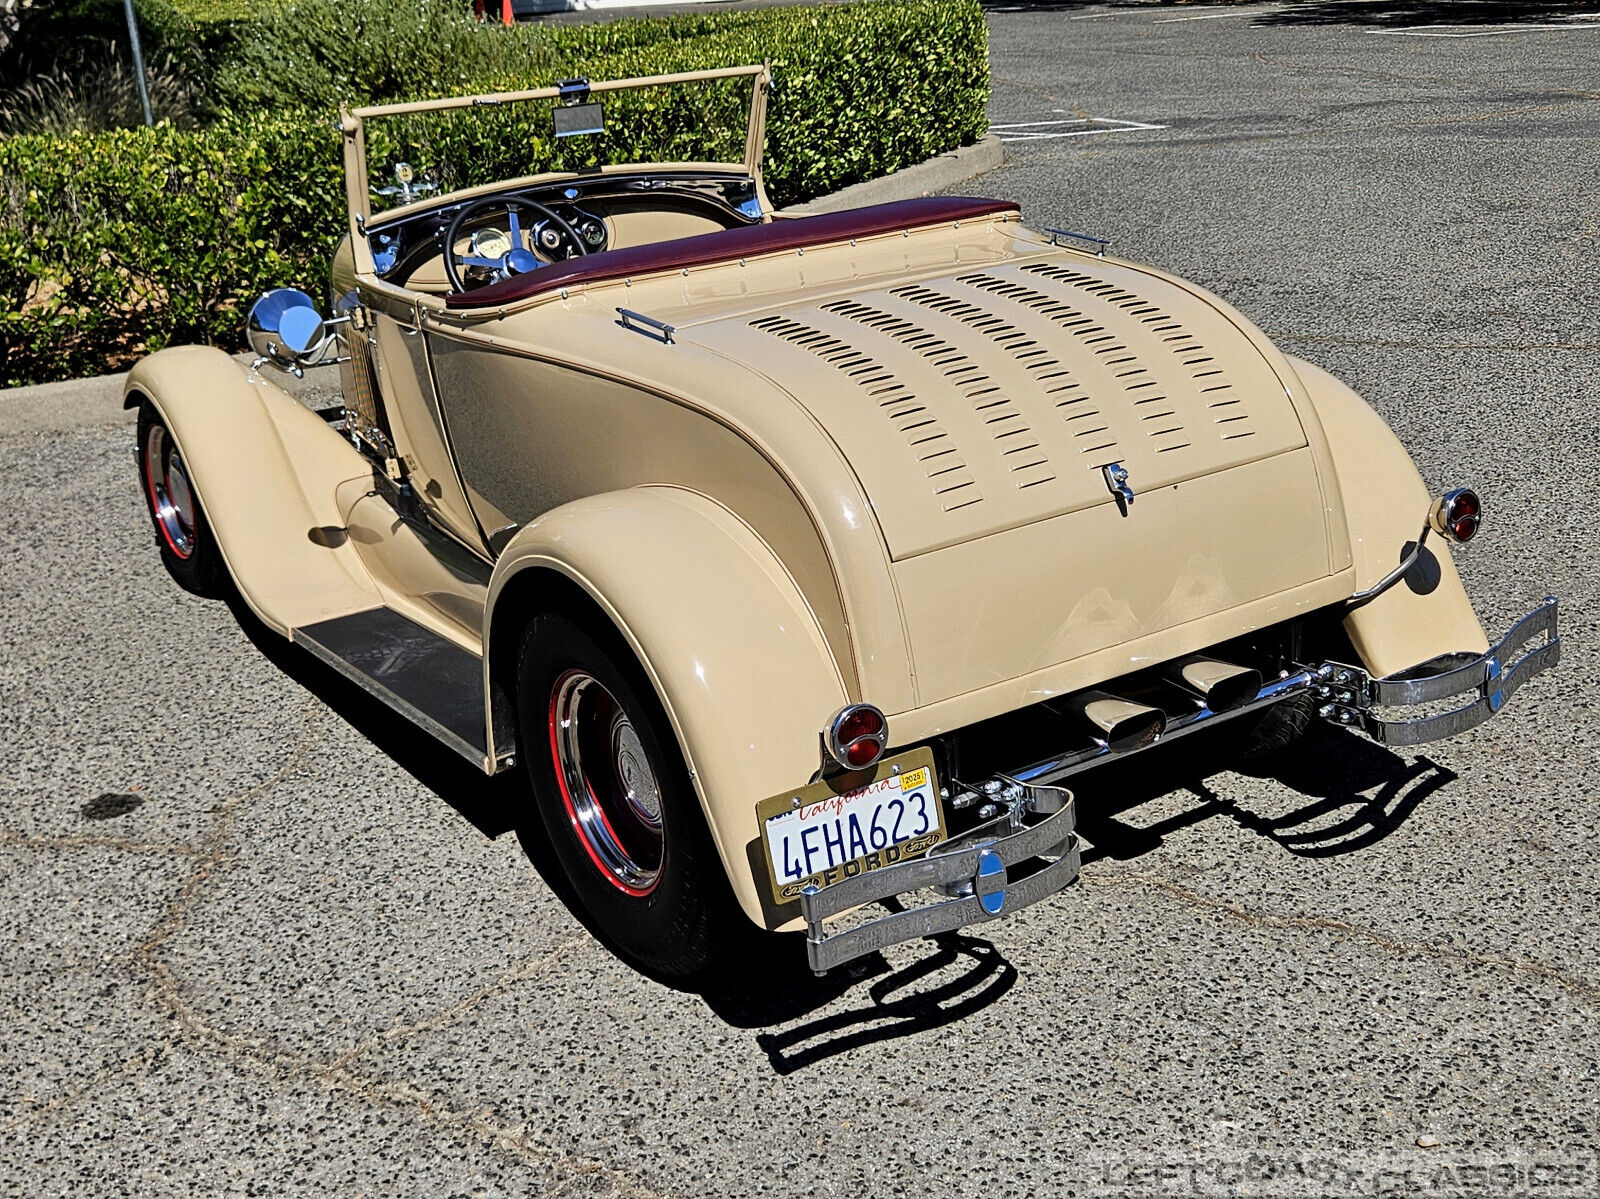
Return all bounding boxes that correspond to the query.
[549,670,665,896]
[143,424,196,559]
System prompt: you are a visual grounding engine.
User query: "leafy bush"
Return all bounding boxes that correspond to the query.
[0,0,989,387]
[0,55,201,135]
[0,0,204,90]
[211,0,554,114]
[0,116,346,384]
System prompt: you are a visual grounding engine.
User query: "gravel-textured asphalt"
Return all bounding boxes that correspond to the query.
[4,7,1598,1195]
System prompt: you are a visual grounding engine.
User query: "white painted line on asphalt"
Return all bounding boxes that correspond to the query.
[988,116,1167,144]
[1370,22,1600,37]
[1155,10,1253,22]
[987,4,1111,11]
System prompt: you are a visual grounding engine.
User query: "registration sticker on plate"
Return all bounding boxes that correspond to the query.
[756,748,946,904]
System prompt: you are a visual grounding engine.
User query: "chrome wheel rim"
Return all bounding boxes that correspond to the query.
[548,670,665,896]
[143,424,196,559]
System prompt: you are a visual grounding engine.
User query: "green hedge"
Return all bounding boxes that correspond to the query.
[0,0,988,387]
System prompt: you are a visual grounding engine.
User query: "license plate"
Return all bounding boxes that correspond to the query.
[757,748,946,904]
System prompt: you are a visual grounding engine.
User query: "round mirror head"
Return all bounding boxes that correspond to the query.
[278,306,324,355]
[247,288,325,369]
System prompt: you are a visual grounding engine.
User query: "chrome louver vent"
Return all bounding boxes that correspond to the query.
[819,299,1057,490]
[1016,262,1256,445]
[889,283,1119,463]
[748,313,984,512]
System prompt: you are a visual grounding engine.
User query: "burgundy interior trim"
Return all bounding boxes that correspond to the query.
[443,196,1021,311]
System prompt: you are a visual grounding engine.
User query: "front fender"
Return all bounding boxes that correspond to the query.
[485,486,850,929]
[125,346,379,632]
[1289,356,1488,675]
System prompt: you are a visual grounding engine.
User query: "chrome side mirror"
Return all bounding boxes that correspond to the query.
[248,288,335,376]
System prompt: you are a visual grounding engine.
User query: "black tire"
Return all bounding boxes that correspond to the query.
[135,401,227,599]
[1233,692,1316,762]
[515,609,742,982]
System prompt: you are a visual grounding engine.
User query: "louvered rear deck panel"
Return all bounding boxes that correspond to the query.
[693,255,1308,559]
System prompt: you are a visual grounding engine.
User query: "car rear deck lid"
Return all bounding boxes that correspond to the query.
[689,256,1311,559]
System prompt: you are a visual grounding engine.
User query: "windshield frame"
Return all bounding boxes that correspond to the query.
[339,64,771,274]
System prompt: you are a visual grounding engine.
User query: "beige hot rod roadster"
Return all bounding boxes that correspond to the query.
[128,68,1559,979]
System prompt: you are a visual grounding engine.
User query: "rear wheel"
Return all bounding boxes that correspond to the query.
[136,401,226,598]
[515,609,741,982]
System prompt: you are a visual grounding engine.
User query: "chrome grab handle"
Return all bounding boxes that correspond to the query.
[1045,227,1110,255]
[616,308,675,344]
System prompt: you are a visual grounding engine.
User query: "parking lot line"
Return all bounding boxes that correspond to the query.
[1370,22,1600,37]
[1155,10,1256,22]
[988,116,1168,144]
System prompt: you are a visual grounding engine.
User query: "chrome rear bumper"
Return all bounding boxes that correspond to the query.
[800,597,1558,974]
[802,784,1079,975]
[1314,597,1559,746]
[1005,596,1560,788]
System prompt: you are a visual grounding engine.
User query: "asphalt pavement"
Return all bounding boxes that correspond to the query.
[4,5,1599,1195]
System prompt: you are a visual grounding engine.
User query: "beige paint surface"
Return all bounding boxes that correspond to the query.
[127,167,1497,927]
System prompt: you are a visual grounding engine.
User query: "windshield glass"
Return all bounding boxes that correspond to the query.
[354,68,764,219]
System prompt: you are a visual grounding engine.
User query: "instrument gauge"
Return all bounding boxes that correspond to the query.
[470,227,513,260]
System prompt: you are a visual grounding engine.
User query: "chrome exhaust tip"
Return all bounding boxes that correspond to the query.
[1066,691,1167,753]
[1165,656,1264,713]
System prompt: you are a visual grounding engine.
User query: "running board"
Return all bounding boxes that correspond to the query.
[292,608,504,773]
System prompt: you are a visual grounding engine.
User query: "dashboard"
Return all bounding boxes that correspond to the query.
[366,170,765,295]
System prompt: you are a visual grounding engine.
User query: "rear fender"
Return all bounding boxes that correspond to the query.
[1288,357,1488,675]
[125,346,380,632]
[485,486,849,928]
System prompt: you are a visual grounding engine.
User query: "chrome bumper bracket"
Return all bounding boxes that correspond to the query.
[796,598,1558,973]
[1318,597,1559,746]
[800,789,1078,975]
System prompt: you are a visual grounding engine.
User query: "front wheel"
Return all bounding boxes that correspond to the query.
[136,401,227,598]
[515,609,742,982]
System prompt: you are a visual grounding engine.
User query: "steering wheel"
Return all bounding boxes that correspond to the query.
[442,196,589,293]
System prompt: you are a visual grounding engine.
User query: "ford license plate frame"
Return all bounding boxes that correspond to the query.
[757,748,947,905]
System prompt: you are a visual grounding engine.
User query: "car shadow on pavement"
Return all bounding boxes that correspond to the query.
[228,596,1453,1070]
[700,930,1019,1076]
[1074,724,1457,864]
[1257,0,1600,25]
[232,597,1022,1072]
[702,726,1457,1074]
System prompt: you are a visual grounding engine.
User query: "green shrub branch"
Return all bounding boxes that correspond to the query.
[0,0,988,387]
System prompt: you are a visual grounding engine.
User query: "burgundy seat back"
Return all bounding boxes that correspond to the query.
[443,195,1021,310]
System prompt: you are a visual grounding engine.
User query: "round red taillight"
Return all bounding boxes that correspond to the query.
[843,737,881,769]
[836,706,884,744]
[825,703,888,771]
[1433,487,1482,544]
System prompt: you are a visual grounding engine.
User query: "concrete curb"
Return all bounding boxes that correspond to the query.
[2,135,1004,438]
[0,356,338,438]
[781,136,1004,216]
